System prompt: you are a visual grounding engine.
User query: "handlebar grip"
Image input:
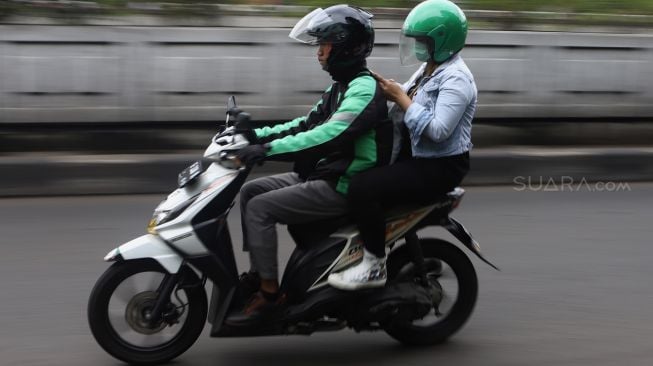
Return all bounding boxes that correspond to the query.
[237,112,251,125]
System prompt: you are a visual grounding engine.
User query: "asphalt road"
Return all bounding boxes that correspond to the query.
[1,183,652,366]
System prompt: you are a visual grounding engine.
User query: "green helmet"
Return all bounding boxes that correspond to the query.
[400,0,468,65]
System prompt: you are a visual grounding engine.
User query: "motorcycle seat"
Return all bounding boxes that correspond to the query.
[288,187,464,247]
[288,215,351,248]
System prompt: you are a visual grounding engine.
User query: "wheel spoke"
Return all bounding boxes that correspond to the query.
[107,305,126,319]
[89,262,207,362]
[127,331,173,348]
[143,333,168,347]
[110,318,133,335]
[114,280,138,304]
[131,272,163,293]
[382,240,478,345]
[146,273,165,293]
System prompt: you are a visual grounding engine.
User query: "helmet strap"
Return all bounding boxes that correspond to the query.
[325,44,367,82]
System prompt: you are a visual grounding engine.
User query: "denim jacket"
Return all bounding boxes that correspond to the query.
[390,54,477,161]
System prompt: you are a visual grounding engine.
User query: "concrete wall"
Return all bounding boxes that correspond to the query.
[1,26,652,123]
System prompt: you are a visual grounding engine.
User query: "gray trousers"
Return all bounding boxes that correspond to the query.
[240,172,348,280]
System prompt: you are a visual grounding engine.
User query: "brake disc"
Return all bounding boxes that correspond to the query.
[125,291,168,335]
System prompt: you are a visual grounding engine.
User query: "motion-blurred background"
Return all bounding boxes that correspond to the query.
[2,3,653,366]
[1,0,652,195]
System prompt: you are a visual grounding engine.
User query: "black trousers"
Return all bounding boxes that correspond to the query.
[347,152,470,258]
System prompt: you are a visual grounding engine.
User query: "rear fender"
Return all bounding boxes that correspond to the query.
[444,217,500,271]
[104,234,183,273]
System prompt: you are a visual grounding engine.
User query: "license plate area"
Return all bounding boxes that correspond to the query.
[178,161,203,188]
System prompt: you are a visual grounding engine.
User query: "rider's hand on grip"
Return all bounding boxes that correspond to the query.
[236,144,268,166]
[235,112,257,143]
[227,107,243,118]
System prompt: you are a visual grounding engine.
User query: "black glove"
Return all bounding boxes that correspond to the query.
[227,107,242,118]
[234,113,257,143]
[236,144,268,166]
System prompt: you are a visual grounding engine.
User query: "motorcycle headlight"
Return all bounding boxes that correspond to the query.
[147,211,170,234]
[146,195,199,234]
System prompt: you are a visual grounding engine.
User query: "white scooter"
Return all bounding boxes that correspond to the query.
[87,97,498,365]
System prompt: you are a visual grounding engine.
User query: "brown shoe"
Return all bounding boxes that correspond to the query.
[225,290,283,327]
[238,271,261,300]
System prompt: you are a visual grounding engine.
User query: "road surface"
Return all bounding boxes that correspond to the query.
[1,183,652,365]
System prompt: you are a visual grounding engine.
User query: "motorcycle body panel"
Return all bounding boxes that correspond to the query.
[106,234,183,273]
[92,112,493,349]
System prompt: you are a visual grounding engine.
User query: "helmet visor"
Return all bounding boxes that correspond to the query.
[289,8,333,45]
[399,33,432,66]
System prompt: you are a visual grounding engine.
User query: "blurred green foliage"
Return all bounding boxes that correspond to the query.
[466,0,653,14]
[280,1,418,7]
[86,0,418,6]
[3,0,653,18]
[89,0,653,14]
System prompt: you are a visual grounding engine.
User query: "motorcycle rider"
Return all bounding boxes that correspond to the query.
[328,0,477,290]
[227,5,392,324]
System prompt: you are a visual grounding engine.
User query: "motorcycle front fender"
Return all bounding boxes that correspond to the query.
[104,234,183,274]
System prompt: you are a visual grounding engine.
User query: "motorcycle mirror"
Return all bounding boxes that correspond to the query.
[227,95,237,111]
[225,95,238,127]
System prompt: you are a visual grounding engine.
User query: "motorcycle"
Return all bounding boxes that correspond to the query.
[87,97,498,365]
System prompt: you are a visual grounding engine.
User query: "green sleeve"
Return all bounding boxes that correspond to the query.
[254,85,333,140]
[255,117,305,139]
[267,75,376,158]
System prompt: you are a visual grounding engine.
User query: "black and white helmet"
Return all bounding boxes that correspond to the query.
[290,5,375,70]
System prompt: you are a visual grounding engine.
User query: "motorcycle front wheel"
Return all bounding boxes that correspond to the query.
[384,238,478,345]
[88,259,207,365]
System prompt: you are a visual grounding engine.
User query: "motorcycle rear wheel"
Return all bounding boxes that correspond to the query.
[88,259,207,365]
[384,238,478,345]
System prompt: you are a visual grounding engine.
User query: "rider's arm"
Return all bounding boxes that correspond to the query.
[265,75,378,159]
[254,85,333,143]
[403,71,475,143]
[254,116,307,140]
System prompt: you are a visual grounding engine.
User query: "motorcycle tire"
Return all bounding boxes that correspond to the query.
[88,259,207,365]
[384,238,478,346]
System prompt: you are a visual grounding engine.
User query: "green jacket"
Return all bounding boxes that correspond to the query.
[255,70,391,194]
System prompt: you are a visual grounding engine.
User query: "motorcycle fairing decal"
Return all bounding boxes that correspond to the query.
[307,206,436,291]
[384,206,435,244]
[169,232,193,242]
[307,229,359,291]
[334,238,364,271]
[195,171,239,203]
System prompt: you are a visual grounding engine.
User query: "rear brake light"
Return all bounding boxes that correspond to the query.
[451,197,463,210]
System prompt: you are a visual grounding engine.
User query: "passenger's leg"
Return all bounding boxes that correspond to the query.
[329,158,463,290]
[348,159,428,257]
[328,161,426,290]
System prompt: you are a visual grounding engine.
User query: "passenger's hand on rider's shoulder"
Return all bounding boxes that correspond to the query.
[371,70,413,112]
[236,144,269,166]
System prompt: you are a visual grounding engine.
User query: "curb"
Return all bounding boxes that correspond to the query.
[1,147,652,197]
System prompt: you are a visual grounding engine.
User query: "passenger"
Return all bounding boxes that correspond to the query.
[328,0,477,290]
[227,5,391,324]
